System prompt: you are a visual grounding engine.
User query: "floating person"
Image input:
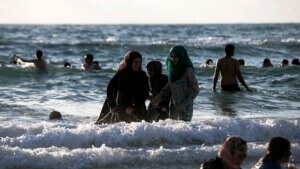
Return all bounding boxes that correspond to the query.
[213,44,251,92]
[281,59,289,66]
[254,137,295,169]
[10,54,20,65]
[13,50,47,69]
[206,59,214,67]
[291,58,300,65]
[238,59,245,66]
[64,62,71,68]
[200,136,247,169]
[262,58,273,67]
[49,111,62,120]
[146,60,170,122]
[151,45,199,121]
[95,51,149,124]
[81,54,101,70]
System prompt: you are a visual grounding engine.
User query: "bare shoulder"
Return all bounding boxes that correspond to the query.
[232,58,239,65]
[216,57,225,65]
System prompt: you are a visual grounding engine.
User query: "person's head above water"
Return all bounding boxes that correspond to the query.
[64,62,71,68]
[118,51,142,72]
[36,50,43,60]
[206,59,213,66]
[292,58,300,65]
[49,111,62,120]
[281,59,289,66]
[146,60,162,78]
[263,58,273,67]
[225,44,235,57]
[238,59,245,66]
[10,54,19,64]
[93,61,99,66]
[85,54,94,64]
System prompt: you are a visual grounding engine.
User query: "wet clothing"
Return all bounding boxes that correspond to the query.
[221,84,240,91]
[96,69,149,124]
[96,51,149,124]
[160,67,199,121]
[148,73,170,121]
[200,157,225,169]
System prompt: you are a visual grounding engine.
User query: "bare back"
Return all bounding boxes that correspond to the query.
[34,59,47,69]
[216,57,239,85]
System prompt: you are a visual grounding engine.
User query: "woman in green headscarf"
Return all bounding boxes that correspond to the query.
[151,45,199,121]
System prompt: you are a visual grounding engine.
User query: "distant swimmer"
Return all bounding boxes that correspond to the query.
[291,58,300,65]
[81,54,102,70]
[238,59,245,66]
[14,50,47,69]
[64,62,71,68]
[49,111,62,120]
[206,59,214,67]
[10,54,20,64]
[213,44,251,92]
[281,59,289,66]
[262,58,273,67]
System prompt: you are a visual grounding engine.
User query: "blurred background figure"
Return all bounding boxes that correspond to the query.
[49,111,62,120]
[254,137,295,169]
[281,59,289,66]
[206,59,214,67]
[262,58,273,67]
[64,62,71,68]
[81,54,101,70]
[238,59,245,66]
[291,58,300,65]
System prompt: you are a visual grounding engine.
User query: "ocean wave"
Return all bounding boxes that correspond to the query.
[0,118,299,149]
[0,142,299,169]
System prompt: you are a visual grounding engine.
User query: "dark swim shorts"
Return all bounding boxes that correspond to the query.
[221,84,240,91]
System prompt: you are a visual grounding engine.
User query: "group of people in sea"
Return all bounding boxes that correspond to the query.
[205,56,300,68]
[10,50,102,71]
[95,45,200,123]
[201,136,295,169]
[9,44,300,123]
[8,44,297,169]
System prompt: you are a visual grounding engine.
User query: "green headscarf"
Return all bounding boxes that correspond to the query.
[167,45,194,83]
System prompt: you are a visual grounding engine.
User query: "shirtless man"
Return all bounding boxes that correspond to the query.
[81,54,101,70]
[16,50,47,69]
[213,44,251,92]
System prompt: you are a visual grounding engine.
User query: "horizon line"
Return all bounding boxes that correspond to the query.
[1,22,300,25]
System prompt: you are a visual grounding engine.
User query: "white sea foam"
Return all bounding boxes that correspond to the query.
[0,142,299,169]
[1,118,298,149]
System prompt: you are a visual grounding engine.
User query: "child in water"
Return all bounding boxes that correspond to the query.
[146,60,170,122]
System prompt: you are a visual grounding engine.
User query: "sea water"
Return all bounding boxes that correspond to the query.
[0,24,299,169]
